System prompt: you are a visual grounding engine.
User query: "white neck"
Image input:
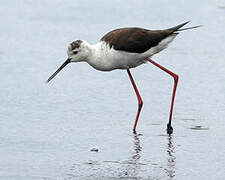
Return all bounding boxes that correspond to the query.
[85,41,115,71]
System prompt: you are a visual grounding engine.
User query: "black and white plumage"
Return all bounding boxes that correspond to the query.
[46,21,200,134]
[47,21,199,81]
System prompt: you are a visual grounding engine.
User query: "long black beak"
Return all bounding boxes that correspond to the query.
[46,58,71,83]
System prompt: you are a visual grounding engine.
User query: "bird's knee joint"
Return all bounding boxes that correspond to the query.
[173,74,179,83]
[139,100,143,108]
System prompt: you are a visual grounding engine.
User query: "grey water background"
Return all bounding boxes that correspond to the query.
[0,0,225,179]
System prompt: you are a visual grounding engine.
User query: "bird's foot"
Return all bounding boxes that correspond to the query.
[167,123,173,134]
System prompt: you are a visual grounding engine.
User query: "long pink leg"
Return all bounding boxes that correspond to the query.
[127,69,143,133]
[146,58,179,134]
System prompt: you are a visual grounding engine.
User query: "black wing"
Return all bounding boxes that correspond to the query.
[101,22,189,53]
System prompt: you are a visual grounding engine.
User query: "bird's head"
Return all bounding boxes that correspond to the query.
[67,40,90,63]
[46,40,90,83]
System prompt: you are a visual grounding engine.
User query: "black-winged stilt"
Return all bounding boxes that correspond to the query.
[46,21,200,134]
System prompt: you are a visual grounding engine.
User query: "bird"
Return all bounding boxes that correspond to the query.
[46,21,200,134]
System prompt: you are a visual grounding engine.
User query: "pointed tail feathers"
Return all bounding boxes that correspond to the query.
[177,25,202,31]
[166,21,202,32]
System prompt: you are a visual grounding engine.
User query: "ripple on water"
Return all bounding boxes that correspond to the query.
[189,125,209,130]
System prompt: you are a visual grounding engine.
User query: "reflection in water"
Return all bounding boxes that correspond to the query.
[66,133,177,179]
[121,133,142,178]
[132,132,142,161]
[165,134,176,179]
[65,133,143,179]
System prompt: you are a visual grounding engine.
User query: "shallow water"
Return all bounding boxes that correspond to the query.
[0,0,225,179]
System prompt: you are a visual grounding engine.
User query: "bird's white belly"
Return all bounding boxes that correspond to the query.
[107,50,147,70]
[89,49,147,71]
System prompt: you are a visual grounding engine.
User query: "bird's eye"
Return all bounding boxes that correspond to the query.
[73,51,78,55]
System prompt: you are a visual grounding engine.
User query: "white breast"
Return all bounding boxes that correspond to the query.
[87,42,146,71]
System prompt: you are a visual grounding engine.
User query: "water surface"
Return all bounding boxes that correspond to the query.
[0,0,225,179]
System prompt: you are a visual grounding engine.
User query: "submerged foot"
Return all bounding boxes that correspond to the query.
[167,123,173,134]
